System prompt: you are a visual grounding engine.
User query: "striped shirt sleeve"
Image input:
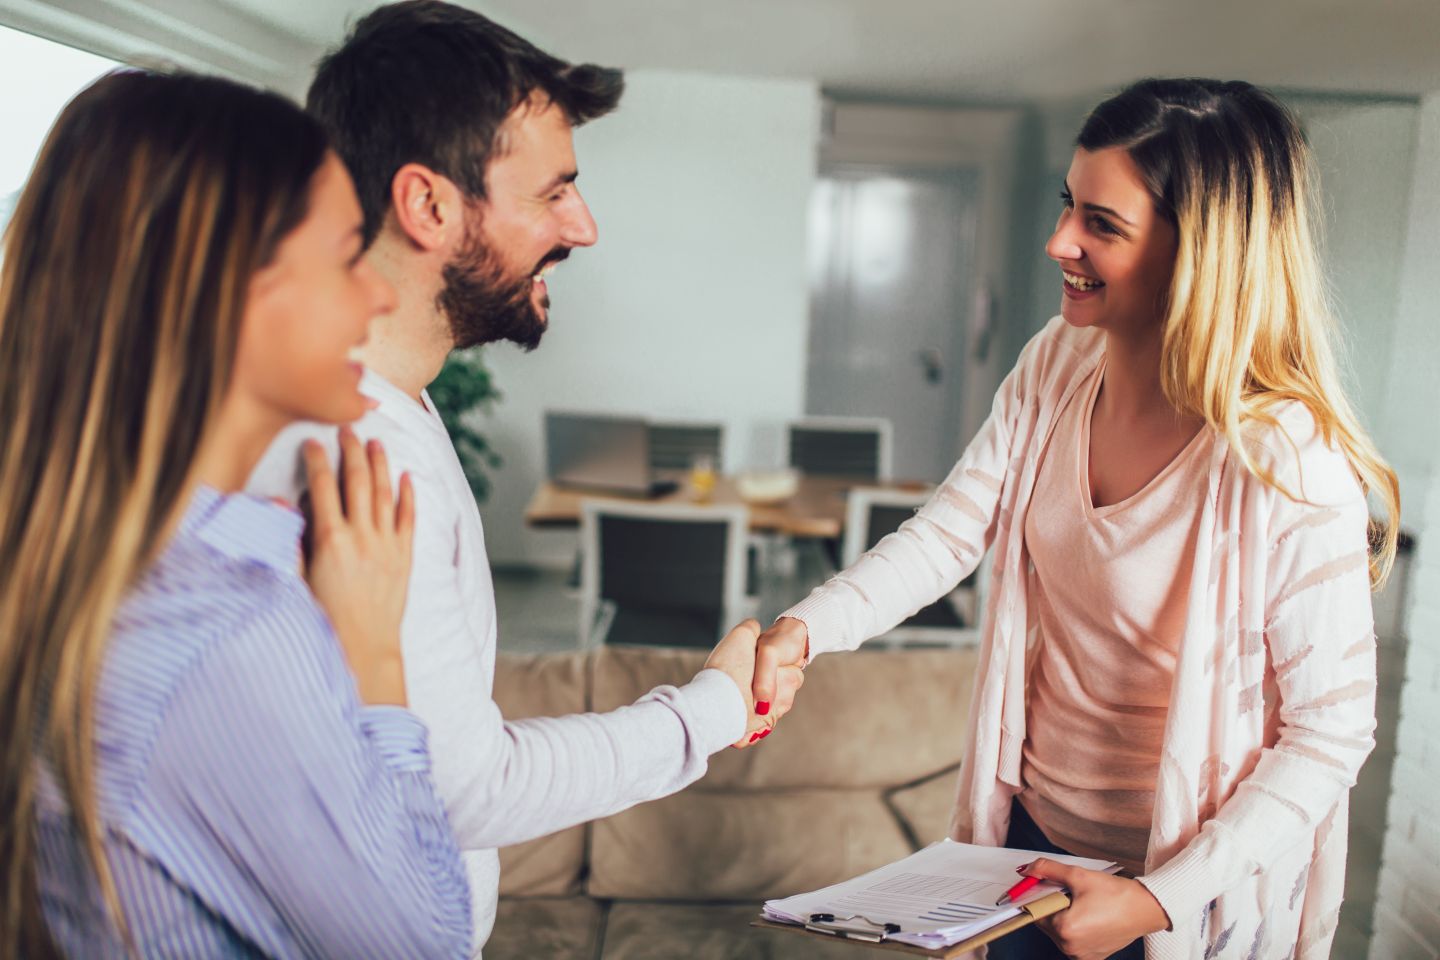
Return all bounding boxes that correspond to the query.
[137,596,471,958]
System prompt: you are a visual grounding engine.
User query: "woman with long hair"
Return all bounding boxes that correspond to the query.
[0,71,471,956]
[750,78,1397,960]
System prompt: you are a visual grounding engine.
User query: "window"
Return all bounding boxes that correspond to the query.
[0,25,117,230]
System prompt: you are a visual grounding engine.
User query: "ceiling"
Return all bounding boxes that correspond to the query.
[218,0,1440,102]
[5,0,1437,102]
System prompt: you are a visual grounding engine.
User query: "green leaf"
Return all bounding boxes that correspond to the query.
[429,348,503,504]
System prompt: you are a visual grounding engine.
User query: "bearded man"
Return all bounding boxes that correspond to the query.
[247,4,791,953]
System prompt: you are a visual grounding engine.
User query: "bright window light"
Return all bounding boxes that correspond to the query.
[0,25,118,226]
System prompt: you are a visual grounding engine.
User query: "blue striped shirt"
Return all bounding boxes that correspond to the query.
[34,486,471,957]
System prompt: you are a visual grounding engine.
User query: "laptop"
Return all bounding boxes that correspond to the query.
[545,412,679,497]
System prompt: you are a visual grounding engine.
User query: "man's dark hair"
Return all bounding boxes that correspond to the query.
[308,0,623,245]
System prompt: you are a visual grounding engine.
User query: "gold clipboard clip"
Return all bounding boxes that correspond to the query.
[805,912,904,942]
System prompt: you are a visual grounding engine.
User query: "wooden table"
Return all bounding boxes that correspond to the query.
[524,475,930,539]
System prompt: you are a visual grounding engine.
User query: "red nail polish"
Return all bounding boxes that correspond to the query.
[756,701,771,716]
[749,732,761,743]
[758,729,771,739]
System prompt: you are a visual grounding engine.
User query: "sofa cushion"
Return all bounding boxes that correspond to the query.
[492,651,590,897]
[496,826,589,898]
[887,764,962,849]
[588,787,913,901]
[591,645,979,790]
[601,901,868,959]
[492,649,589,718]
[485,896,603,960]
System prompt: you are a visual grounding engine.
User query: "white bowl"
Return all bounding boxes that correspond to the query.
[736,468,800,505]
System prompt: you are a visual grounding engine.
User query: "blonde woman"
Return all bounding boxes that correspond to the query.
[0,71,471,956]
[750,78,1396,960]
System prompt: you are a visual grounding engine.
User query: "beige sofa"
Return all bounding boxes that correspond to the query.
[487,643,980,959]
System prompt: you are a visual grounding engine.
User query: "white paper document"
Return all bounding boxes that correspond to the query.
[762,838,1117,949]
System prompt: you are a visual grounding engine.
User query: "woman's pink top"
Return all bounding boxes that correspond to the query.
[1020,361,1212,872]
[785,318,1378,960]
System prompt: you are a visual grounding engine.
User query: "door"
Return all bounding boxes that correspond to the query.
[805,167,981,482]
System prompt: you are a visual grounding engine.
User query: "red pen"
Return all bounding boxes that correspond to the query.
[995,874,1042,906]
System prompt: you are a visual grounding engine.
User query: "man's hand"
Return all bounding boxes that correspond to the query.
[1022,858,1171,960]
[706,619,805,748]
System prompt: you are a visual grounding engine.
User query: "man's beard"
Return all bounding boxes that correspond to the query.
[437,221,569,352]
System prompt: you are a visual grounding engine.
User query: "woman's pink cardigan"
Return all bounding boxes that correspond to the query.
[786,317,1377,959]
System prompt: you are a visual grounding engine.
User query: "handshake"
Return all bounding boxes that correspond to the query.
[702,617,812,748]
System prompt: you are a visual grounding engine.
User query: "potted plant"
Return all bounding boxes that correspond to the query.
[427,347,502,503]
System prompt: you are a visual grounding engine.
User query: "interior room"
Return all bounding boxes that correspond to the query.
[2,0,1437,956]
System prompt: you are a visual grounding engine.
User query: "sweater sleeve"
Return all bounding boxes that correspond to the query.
[782,343,1030,658]
[1138,430,1377,926]
[398,467,746,855]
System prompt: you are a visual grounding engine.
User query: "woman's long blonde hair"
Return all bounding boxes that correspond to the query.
[0,70,327,955]
[1079,78,1401,588]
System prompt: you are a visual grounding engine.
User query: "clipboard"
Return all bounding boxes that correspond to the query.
[750,889,1071,958]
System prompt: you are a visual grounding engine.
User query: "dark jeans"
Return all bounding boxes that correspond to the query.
[984,800,1144,960]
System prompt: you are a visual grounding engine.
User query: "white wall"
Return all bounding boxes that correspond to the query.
[1294,97,1420,442]
[1369,91,1440,960]
[1370,474,1440,960]
[0,26,117,202]
[475,69,820,566]
[1015,96,1092,346]
[1378,92,1440,505]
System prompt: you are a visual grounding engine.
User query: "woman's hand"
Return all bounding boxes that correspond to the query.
[706,619,805,748]
[302,426,415,706]
[748,616,809,733]
[1022,858,1171,960]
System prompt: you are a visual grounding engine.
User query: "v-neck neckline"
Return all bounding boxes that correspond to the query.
[1080,358,1208,520]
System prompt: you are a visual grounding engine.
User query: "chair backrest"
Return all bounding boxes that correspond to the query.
[787,416,893,482]
[841,486,932,566]
[647,421,724,473]
[842,486,985,644]
[580,500,748,648]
